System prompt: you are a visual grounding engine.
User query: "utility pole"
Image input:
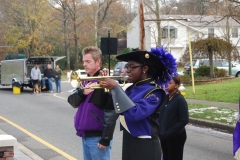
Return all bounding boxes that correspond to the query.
[139,0,145,50]
[108,29,111,76]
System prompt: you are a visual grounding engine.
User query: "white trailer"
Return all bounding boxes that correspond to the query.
[0,56,65,91]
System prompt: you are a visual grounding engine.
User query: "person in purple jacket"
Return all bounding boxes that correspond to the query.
[73,46,118,160]
[97,46,178,160]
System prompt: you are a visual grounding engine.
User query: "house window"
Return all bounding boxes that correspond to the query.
[208,28,214,38]
[161,26,177,39]
[232,28,238,38]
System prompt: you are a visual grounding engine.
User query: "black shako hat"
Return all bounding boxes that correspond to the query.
[116,50,164,69]
[116,46,178,87]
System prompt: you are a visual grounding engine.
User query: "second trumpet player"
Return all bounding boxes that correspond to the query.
[72,46,118,160]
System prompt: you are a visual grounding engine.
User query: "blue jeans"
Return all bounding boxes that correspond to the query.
[55,79,61,92]
[42,77,53,91]
[82,137,111,160]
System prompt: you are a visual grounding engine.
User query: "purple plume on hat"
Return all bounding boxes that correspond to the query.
[149,46,178,86]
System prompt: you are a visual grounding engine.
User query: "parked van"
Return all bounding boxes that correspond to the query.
[0,56,65,91]
[183,59,240,77]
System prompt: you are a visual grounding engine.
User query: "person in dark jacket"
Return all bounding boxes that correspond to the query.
[73,46,118,160]
[95,46,178,160]
[53,65,62,93]
[158,76,189,160]
[41,64,53,92]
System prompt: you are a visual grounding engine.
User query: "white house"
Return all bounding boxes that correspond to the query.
[127,14,240,62]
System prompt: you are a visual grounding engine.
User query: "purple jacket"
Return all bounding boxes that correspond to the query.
[74,82,104,137]
[73,70,118,146]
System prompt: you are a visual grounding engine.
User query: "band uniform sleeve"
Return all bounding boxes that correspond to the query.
[99,109,119,146]
[110,85,135,114]
[88,89,115,110]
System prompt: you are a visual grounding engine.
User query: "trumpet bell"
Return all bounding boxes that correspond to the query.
[71,79,79,88]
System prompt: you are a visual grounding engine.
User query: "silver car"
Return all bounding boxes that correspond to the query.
[183,59,240,77]
[217,60,240,77]
[112,62,128,83]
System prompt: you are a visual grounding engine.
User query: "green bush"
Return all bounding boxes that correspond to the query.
[180,74,192,84]
[195,66,211,76]
[216,69,226,77]
[194,66,225,77]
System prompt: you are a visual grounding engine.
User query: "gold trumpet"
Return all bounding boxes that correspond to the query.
[70,71,126,88]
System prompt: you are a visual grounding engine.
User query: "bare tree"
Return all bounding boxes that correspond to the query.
[66,0,85,69]
[88,0,118,47]
[182,37,236,78]
[144,0,162,46]
[50,0,71,70]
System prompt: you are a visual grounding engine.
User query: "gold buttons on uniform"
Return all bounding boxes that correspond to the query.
[145,53,150,59]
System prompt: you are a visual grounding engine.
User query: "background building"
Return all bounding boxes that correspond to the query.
[127,15,240,62]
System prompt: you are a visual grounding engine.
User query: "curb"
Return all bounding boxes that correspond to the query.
[189,117,235,133]
[0,129,43,160]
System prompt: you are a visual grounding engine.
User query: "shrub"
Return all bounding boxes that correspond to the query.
[194,66,225,77]
[216,69,226,77]
[195,66,210,76]
[180,74,191,84]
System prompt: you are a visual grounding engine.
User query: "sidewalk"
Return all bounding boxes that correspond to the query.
[14,141,43,160]
[4,98,238,160]
[186,98,238,110]
[0,129,43,160]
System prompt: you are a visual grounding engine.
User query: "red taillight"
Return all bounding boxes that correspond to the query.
[184,68,187,71]
[121,70,125,75]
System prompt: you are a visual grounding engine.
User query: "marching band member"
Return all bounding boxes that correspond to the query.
[92,46,178,160]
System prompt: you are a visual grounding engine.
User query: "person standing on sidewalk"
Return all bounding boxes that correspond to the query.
[41,64,53,92]
[158,76,189,160]
[53,65,62,93]
[73,46,118,160]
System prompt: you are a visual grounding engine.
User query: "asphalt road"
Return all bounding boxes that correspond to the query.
[0,82,235,160]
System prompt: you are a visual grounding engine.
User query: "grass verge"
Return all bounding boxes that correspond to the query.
[188,103,238,125]
[185,78,240,103]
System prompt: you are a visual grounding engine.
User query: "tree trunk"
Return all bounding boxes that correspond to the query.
[63,3,70,70]
[73,12,78,70]
[64,35,70,70]
[155,0,161,46]
[209,50,215,78]
[139,0,145,50]
[226,16,232,76]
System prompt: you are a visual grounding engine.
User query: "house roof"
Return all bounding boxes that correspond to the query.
[144,14,240,28]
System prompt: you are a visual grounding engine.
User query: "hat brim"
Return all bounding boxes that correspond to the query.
[116,51,164,69]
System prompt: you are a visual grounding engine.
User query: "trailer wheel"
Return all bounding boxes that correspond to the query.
[20,85,24,92]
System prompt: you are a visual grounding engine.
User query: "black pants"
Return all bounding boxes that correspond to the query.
[32,80,39,85]
[122,130,162,160]
[160,130,186,160]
